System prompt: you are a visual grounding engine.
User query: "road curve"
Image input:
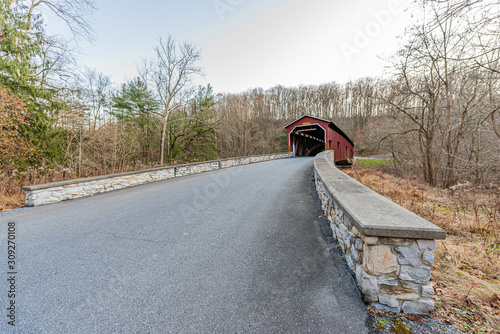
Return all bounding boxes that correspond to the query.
[0,157,372,333]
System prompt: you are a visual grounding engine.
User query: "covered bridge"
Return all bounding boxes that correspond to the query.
[285,115,354,164]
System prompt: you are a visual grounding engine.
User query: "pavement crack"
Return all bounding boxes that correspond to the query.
[111,233,162,244]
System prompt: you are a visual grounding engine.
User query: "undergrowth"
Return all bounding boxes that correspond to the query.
[344,166,500,333]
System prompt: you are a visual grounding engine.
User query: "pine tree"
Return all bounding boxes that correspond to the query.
[0,1,65,169]
[111,78,160,163]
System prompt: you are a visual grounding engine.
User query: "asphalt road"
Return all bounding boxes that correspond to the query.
[0,157,373,333]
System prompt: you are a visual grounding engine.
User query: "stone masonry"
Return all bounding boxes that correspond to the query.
[24,153,293,207]
[314,151,445,315]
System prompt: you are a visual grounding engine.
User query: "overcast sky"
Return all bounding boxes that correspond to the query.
[46,0,414,93]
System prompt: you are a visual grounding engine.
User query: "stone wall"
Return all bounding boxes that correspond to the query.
[23,153,293,207]
[314,151,445,315]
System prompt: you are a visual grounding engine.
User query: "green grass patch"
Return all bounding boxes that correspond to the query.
[356,158,393,168]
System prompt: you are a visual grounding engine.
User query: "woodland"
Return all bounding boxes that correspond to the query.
[1,0,499,198]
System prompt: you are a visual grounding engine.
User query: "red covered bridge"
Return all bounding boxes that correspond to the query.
[285,115,354,164]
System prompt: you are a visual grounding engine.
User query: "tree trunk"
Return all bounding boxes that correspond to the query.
[160,117,167,166]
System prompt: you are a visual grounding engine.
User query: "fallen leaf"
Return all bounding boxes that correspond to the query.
[407,314,428,322]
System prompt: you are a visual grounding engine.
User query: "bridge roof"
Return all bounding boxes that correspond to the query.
[284,115,354,147]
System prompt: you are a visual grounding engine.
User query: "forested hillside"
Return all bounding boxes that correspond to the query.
[1,0,499,212]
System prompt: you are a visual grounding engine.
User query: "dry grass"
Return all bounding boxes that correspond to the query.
[0,167,78,212]
[344,166,500,333]
[0,175,25,212]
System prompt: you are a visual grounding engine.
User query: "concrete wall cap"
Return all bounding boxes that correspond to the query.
[314,151,445,240]
[22,153,292,191]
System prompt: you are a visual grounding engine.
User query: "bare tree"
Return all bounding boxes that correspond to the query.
[140,36,203,165]
[19,0,96,85]
[378,0,500,187]
[76,68,112,130]
[22,0,95,40]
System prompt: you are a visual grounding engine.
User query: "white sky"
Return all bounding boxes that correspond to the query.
[46,0,414,94]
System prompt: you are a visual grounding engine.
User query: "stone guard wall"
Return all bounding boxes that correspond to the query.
[23,153,293,207]
[314,151,446,315]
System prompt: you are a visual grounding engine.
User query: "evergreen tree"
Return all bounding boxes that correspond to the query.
[167,85,218,161]
[111,78,160,162]
[0,1,66,169]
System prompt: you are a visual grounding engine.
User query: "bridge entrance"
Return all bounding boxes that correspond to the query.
[285,115,354,163]
[288,123,326,157]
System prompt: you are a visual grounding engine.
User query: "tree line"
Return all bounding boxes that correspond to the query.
[1,0,499,189]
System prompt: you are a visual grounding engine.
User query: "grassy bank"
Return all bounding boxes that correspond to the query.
[355,158,394,168]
